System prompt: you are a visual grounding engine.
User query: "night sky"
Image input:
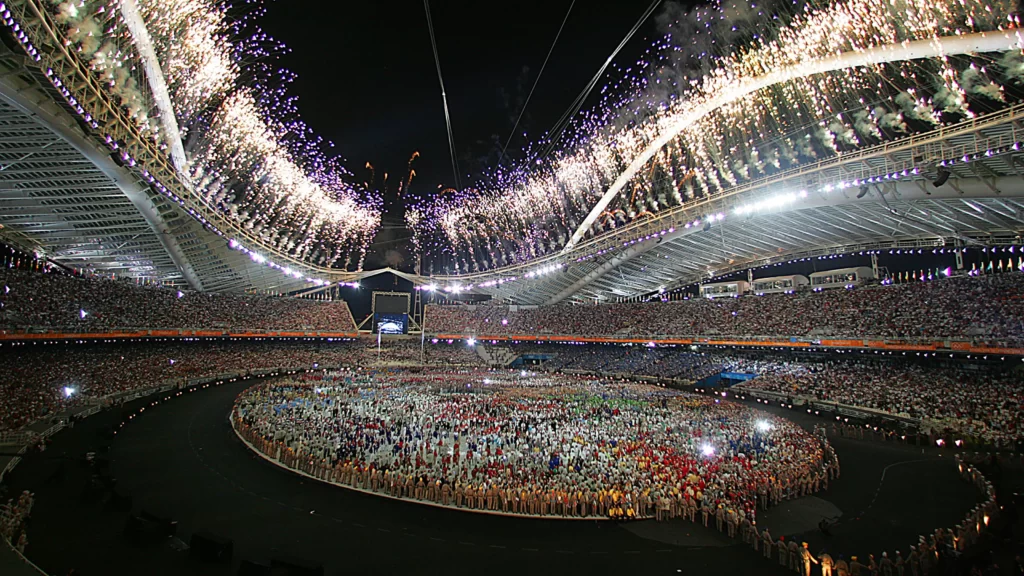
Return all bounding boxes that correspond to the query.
[259,0,668,270]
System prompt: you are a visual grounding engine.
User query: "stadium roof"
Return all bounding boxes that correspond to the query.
[428,105,1024,304]
[2,41,1023,303]
[0,1,1022,303]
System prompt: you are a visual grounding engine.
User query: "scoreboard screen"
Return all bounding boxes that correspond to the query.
[371,292,410,334]
[375,313,408,334]
[374,293,409,314]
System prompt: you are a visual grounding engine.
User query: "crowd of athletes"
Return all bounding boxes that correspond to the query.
[0,268,357,332]
[234,371,1010,576]
[234,371,835,524]
[425,273,1024,344]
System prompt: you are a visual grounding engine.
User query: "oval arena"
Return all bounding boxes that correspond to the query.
[233,370,832,520]
[2,0,1024,574]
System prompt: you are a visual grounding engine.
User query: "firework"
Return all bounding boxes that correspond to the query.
[409,0,1021,274]
[50,0,381,270]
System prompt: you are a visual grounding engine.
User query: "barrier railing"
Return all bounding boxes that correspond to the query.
[736,388,922,427]
[433,332,1024,356]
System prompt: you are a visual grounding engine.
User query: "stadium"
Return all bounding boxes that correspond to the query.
[0,0,1021,575]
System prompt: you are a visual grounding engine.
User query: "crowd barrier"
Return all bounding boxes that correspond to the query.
[433,332,1024,356]
[735,388,922,428]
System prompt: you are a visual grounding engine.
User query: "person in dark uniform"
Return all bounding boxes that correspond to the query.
[850,555,867,576]
[880,552,893,576]
[908,546,920,576]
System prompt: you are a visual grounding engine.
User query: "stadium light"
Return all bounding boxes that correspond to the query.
[425,284,437,291]
[466,338,476,347]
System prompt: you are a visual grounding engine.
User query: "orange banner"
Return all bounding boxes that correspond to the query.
[0,330,1018,356]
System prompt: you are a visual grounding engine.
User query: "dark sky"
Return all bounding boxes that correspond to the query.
[259,0,667,269]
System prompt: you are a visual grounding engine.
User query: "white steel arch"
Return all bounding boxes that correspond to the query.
[564,30,1024,252]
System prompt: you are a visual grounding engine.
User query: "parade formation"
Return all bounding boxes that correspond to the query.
[233,370,834,521]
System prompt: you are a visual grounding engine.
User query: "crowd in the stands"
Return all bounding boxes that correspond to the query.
[529,344,779,382]
[235,371,834,522]
[425,273,1024,343]
[734,360,1022,446]
[0,268,357,332]
[527,345,1022,444]
[0,339,481,431]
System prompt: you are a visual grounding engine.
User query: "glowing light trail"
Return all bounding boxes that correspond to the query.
[564,29,1024,251]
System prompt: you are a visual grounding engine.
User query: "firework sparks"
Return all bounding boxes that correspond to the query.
[50,0,381,270]
[408,0,1020,274]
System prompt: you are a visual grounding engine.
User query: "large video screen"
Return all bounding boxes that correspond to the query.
[374,293,409,315]
[375,313,408,334]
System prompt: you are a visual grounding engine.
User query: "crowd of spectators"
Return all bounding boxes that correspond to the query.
[733,360,1022,446]
[425,273,1024,343]
[235,371,834,522]
[0,268,357,332]
[0,338,480,431]
[524,344,790,382]
[504,344,1023,444]
[545,345,1022,443]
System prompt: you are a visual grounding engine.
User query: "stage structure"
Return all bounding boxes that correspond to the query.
[359,291,413,335]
